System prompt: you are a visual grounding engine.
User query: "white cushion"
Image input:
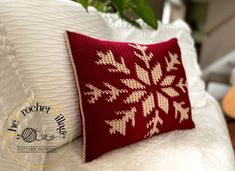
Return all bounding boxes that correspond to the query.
[0,22,34,134]
[203,50,235,85]
[101,14,206,108]
[207,82,230,100]
[0,0,206,145]
[0,0,112,141]
[0,22,46,171]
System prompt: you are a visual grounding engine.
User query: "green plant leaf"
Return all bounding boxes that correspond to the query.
[131,0,157,29]
[122,15,141,28]
[94,0,105,12]
[110,0,126,15]
[78,0,92,11]
[73,0,157,29]
[111,0,140,28]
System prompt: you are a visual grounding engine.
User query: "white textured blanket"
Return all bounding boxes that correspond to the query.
[45,94,235,171]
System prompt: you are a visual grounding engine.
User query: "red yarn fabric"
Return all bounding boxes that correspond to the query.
[66,31,195,162]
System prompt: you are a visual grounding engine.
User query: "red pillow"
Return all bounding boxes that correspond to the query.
[66,31,195,162]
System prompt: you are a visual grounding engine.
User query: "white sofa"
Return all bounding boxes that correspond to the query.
[44,94,235,171]
[0,0,234,170]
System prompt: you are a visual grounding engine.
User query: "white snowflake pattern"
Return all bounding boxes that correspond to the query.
[84,44,189,137]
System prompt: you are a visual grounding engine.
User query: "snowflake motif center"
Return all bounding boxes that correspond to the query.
[83,43,190,138]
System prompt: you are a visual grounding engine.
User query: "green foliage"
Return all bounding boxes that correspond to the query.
[110,0,141,28]
[73,0,158,29]
[74,0,91,11]
[94,0,105,12]
[131,0,157,29]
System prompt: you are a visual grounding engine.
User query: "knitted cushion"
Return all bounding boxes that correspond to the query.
[101,14,206,108]
[66,31,195,162]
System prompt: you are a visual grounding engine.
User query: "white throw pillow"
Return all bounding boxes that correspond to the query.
[101,14,206,107]
[0,22,46,171]
[0,0,111,140]
[0,0,205,147]
[0,22,35,135]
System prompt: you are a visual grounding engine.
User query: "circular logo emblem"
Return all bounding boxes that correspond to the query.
[4,98,72,168]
